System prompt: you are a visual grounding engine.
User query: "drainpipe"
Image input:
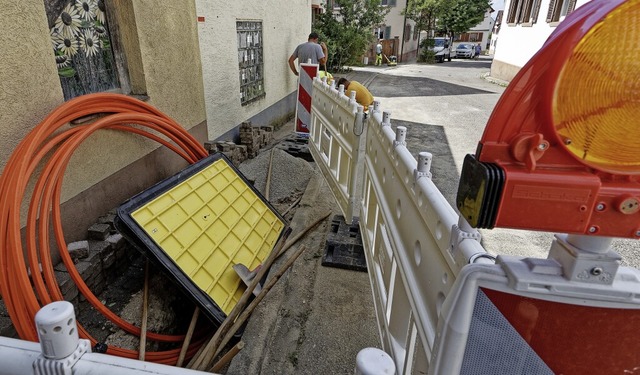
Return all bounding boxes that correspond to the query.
[400,0,408,62]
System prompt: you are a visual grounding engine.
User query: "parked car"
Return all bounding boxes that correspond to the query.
[455,43,475,58]
[431,37,452,63]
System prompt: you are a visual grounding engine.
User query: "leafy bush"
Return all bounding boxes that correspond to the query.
[315,0,389,72]
[418,38,436,63]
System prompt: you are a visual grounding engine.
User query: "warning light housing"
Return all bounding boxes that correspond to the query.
[457,0,640,238]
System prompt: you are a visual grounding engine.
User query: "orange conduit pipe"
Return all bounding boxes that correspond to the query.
[0,93,211,364]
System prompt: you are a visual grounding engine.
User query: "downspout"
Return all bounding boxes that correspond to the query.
[400,0,408,62]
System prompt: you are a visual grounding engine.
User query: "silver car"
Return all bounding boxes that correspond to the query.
[455,43,474,58]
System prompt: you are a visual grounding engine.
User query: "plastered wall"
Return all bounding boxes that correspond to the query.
[491,0,589,81]
[0,0,206,226]
[195,0,311,137]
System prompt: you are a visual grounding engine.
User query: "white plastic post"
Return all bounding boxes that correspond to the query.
[339,84,345,95]
[418,152,432,174]
[372,100,381,113]
[394,126,407,148]
[382,111,391,127]
[414,152,433,180]
[35,301,79,359]
[565,235,613,254]
[349,90,357,104]
[355,348,396,375]
[457,215,475,234]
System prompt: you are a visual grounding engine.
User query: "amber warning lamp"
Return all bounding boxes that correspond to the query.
[457,0,640,238]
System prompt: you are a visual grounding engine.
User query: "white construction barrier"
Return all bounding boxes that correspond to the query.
[308,77,364,223]
[308,80,640,374]
[1,301,215,375]
[308,78,491,373]
[359,109,490,373]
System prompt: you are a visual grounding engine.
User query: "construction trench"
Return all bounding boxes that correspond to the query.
[0,93,377,374]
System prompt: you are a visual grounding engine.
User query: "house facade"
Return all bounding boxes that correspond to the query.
[1,0,207,243]
[489,10,504,54]
[1,0,308,244]
[491,0,588,81]
[455,8,495,52]
[195,1,310,141]
[378,0,420,62]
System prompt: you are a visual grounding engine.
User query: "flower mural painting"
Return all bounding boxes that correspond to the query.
[47,0,119,100]
[80,30,100,57]
[76,0,97,22]
[95,0,106,24]
[54,3,82,38]
[56,34,79,57]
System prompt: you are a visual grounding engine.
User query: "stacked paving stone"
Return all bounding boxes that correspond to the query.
[239,122,273,158]
[54,212,140,315]
[0,211,140,337]
[204,122,274,165]
[204,140,248,166]
[240,121,262,158]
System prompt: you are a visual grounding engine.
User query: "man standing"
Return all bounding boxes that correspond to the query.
[288,32,328,76]
[375,40,383,66]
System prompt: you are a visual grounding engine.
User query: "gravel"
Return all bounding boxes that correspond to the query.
[238,148,317,204]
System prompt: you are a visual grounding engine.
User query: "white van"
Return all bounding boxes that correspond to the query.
[431,37,452,63]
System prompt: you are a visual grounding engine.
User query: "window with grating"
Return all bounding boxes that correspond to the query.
[236,20,265,105]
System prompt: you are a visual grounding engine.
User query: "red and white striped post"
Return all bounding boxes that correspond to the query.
[294,61,319,135]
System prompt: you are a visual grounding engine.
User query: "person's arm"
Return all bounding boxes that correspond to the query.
[288,54,298,76]
[319,42,328,66]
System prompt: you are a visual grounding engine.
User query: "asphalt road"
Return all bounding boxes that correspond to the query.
[345,57,640,266]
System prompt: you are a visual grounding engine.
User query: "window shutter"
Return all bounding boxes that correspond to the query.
[546,0,557,22]
[566,0,577,15]
[507,0,518,23]
[532,0,542,23]
[520,0,532,23]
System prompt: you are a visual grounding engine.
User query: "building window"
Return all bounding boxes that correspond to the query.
[404,25,411,41]
[413,25,419,40]
[46,0,121,101]
[236,21,264,105]
[457,32,484,42]
[506,0,542,25]
[384,26,391,39]
[381,0,397,6]
[546,0,577,23]
[375,27,384,40]
[328,0,340,9]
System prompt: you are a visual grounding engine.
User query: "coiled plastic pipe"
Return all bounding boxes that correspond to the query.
[0,93,210,364]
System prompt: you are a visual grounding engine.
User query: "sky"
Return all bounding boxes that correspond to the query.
[492,0,505,19]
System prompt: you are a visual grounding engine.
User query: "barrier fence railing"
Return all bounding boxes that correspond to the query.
[308,77,491,373]
[308,78,364,224]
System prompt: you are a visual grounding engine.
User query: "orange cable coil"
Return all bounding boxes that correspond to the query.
[0,93,210,364]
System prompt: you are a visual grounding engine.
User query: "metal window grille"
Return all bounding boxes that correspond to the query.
[236,21,264,105]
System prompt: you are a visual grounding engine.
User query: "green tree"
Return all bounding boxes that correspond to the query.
[403,0,439,61]
[437,0,491,35]
[404,0,489,62]
[403,0,439,38]
[315,0,389,71]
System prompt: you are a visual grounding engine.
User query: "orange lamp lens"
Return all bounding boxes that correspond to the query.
[553,0,640,175]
